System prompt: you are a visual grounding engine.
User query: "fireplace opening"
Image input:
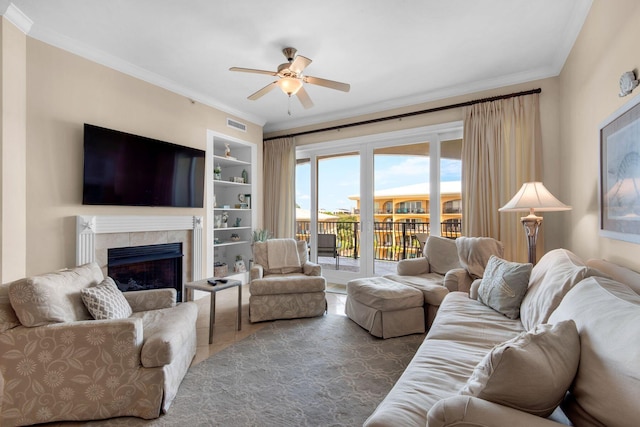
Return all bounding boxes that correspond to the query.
[108,243,183,301]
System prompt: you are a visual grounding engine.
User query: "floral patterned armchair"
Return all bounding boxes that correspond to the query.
[0,262,197,426]
[249,239,326,322]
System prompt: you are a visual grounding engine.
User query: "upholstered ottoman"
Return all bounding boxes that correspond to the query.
[345,277,425,338]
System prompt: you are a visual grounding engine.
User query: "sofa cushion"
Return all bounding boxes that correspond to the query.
[81,277,133,320]
[425,236,460,275]
[0,282,20,332]
[250,274,326,296]
[9,262,104,327]
[520,249,602,330]
[477,256,532,319]
[459,319,579,417]
[364,292,524,427]
[548,276,640,427]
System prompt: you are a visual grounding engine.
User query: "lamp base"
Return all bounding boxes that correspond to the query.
[521,214,542,265]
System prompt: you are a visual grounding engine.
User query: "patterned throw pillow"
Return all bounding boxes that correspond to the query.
[477,255,532,319]
[81,277,132,320]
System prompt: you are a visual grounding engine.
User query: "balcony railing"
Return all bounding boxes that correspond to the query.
[295,220,462,262]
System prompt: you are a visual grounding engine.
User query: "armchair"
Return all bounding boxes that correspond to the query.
[385,235,461,327]
[317,233,340,268]
[0,262,197,426]
[249,239,327,322]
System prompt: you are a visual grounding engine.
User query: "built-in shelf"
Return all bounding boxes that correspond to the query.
[207,131,256,282]
[213,240,250,247]
[213,180,251,188]
[213,154,250,167]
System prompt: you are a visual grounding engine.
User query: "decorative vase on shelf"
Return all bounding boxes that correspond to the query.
[214,164,222,181]
[242,169,249,184]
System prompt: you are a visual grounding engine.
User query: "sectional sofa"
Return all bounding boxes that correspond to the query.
[364,249,640,427]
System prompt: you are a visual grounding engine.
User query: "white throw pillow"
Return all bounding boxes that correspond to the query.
[477,256,532,319]
[81,277,132,320]
[459,320,580,417]
[519,249,603,330]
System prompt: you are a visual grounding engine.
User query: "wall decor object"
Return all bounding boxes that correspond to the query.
[619,70,639,97]
[599,93,640,243]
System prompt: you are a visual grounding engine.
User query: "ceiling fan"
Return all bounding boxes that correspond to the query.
[230,47,350,110]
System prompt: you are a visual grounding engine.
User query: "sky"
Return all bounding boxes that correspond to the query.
[296,154,461,212]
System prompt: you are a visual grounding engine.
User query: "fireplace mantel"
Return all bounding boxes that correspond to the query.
[76,215,203,281]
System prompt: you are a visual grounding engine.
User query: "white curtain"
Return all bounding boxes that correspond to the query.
[263,137,296,238]
[462,93,542,262]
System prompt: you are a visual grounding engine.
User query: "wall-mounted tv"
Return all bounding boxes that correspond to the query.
[83,124,205,208]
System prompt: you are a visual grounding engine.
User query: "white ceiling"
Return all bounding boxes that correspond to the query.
[2,0,592,133]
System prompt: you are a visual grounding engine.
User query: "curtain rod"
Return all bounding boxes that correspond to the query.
[263,88,542,142]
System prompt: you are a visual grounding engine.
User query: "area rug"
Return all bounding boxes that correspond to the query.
[89,314,424,427]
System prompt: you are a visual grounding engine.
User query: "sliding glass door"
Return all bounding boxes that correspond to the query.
[372,143,429,275]
[296,122,463,284]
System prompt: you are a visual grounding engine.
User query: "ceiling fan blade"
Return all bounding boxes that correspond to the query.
[304,75,350,92]
[230,67,277,76]
[295,86,314,109]
[289,55,312,74]
[248,81,278,100]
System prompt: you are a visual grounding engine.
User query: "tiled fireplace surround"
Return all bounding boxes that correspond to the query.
[76,215,204,299]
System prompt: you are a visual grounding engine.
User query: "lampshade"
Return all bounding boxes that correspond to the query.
[278,77,303,96]
[499,182,571,214]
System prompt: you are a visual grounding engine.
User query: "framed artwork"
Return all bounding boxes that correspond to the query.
[600,94,640,243]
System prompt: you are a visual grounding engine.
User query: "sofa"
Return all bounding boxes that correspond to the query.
[249,239,327,322]
[0,262,198,426]
[364,248,640,426]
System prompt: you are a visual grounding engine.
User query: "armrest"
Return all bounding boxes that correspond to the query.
[397,257,430,276]
[469,279,482,300]
[303,261,322,276]
[427,396,563,427]
[444,268,473,293]
[250,264,264,280]
[124,288,176,312]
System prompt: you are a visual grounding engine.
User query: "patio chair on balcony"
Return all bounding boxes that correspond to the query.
[414,233,428,257]
[317,233,340,268]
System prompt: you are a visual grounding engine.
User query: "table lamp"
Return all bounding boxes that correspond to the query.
[499,182,571,264]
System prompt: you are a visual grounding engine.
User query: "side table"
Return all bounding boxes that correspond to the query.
[185,278,242,344]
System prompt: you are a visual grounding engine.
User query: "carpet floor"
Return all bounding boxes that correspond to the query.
[86,314,424,427]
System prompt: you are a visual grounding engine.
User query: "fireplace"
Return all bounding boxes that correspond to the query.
[108,243,184,301]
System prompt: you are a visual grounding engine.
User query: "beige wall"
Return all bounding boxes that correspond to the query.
[267,78,563,256]
[559,0,640,269]
[20,37,262,276]
[1,18,27,282]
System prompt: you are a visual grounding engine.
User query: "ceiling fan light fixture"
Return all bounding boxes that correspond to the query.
[278,77,303,96]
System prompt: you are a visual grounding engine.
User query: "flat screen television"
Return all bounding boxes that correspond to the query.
[82,124,205,207]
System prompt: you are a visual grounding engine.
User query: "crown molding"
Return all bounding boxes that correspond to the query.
[26,21,267,127]
[2,3,33,34]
